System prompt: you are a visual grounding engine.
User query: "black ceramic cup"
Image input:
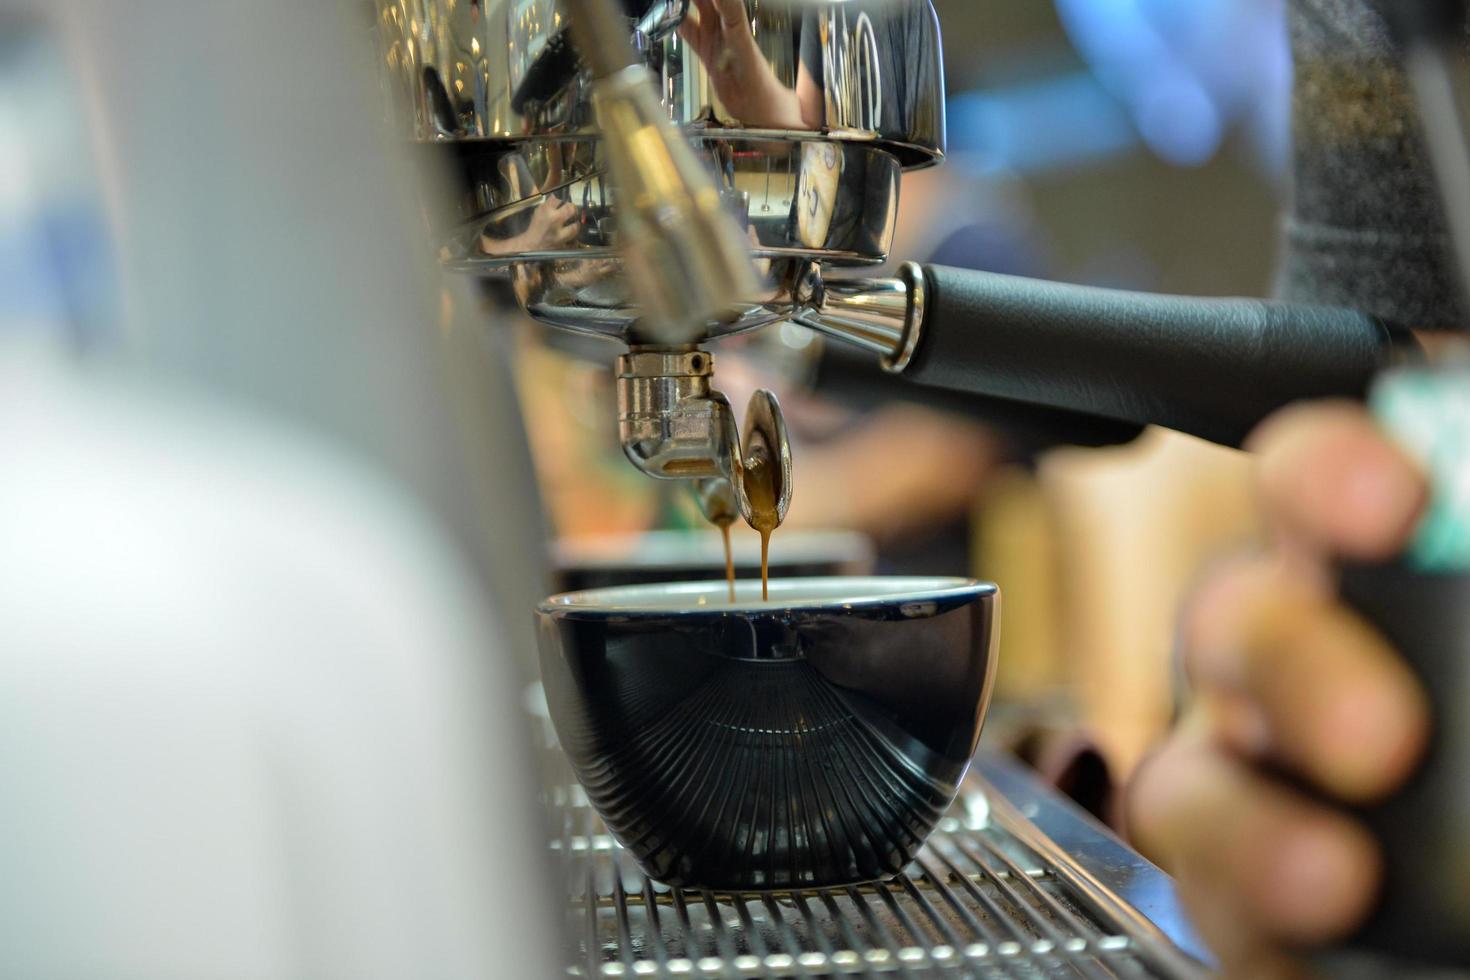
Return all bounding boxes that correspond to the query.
[536,577,999,890]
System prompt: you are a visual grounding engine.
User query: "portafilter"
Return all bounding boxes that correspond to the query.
[374,0,1417,533]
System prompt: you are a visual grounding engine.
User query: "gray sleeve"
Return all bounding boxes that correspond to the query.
[1277,0,1468,330]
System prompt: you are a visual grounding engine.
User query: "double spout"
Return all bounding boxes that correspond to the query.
[617,349,792,529]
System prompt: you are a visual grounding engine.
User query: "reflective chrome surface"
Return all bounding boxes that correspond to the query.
[615,350,791,528]
[536,577,997,890]
[376,0,944,164]
[378,0,937,343]
[375,0,945,501]
[425,137,901,343]
[792,258,924,371]
[584,65,759,344]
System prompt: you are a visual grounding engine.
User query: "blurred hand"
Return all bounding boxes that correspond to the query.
[679,0,811,130]
[524,196,580,250]
[479,196,578,258]
[1128,402,1432,978]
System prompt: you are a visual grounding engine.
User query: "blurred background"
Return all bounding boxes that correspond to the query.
[515,0,1288,812]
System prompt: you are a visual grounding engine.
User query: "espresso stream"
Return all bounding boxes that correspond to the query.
[743,444,780,602]
[711,446,780,602]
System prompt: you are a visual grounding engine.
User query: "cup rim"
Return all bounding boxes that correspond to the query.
[538,575,996,617]
[552,528,875,571]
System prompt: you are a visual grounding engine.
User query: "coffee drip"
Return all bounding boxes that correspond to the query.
[742,442,780,601]
[698,386,790,603]
[708,449,780,601]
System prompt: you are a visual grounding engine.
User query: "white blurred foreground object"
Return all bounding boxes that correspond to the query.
[0,343,555,979]
[0,0,559,975]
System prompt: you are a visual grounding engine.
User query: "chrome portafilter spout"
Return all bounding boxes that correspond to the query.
[617,349,792,530]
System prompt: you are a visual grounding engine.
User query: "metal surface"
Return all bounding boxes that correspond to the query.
[791,262,923,371]
[738,387,793,527]
[977,754,1213,970]
[615,349,791,527]
[426,137,902,269]
[617,348,737,480]
[583,63,759,343]
[428,138,902,342]
[374,0,944,164]
[375,0,929,343]
[548,750,1209,978]
[372,0,945,502]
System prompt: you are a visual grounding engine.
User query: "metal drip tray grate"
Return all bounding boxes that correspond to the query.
[551,766,1207,979]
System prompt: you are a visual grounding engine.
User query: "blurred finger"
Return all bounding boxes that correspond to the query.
[1249,401,1427,561]
[1130,734,1381,947]
[1178,891,1319,979]
[1177,880,1320,980]
[675,17,697,49]
[1182,558,1429,802]
[679,2,714,55]
[712,0,746,30]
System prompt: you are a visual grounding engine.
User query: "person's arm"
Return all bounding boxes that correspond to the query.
[678,0,818,130]
[1127,401,1432,977]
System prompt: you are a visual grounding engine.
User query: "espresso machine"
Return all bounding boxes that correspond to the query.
[376,0,1415,540]
[371,0,1470,972]
[11,0,1464,976]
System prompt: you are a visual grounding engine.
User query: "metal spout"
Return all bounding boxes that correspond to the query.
[793,262,927,373]
[616,349,791,529]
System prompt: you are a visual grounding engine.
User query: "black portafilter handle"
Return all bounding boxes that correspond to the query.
[812,341,1146,457]
[896,265,1420,448]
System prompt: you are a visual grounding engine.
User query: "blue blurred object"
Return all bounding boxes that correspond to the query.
[928,220,1048,279]
[948,72,1137,175]
[0,26,116,345]
[1056,0,1289,169]
[949,0,1290,178]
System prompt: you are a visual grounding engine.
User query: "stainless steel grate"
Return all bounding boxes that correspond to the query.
[549,768,1208,979]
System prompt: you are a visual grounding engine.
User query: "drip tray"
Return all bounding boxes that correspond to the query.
[550,753,1210,979]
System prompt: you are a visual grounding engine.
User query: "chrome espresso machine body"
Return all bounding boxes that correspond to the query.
[376,0,1414,527]
[375,0,946,528]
